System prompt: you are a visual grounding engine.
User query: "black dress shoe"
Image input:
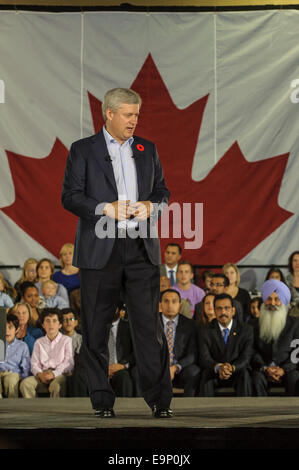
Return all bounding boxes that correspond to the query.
[94,408,115,418]
[152,406,173,418]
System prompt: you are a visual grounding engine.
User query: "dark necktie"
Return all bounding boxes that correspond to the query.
[223,328,229,345]
[166,320,175,365]
[169,270,175,286]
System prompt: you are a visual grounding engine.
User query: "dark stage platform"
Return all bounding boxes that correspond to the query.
[1,397,299,449]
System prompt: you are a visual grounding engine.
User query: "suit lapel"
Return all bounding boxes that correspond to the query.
[91,130,118,195]
[131,140,146,201]
[211,321,226,355]
[225,319,238,360]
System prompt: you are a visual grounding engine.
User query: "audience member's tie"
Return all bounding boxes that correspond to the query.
[169,270,175,287]
[108,326,116,364]
[166,320,175,365]
[223,328,229,345]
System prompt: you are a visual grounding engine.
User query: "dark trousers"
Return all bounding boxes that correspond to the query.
[172,364,201,397]
[252,369,299,396]
[199,368,252,397]
[80,235,172,410]
[110,369,134,397]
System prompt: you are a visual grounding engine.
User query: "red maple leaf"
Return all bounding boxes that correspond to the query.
[1,53,293,264]
[88,53,293,265]
[2,139,78,257]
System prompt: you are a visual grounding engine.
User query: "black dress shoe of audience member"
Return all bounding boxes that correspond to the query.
[94,408,115,418]
[152,406,173,418]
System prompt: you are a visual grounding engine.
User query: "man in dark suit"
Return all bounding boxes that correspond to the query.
[160,289,200,396]
[62,88,172,418]
[159,243,182,286]
[198,293,253,396]
[107,303,136,397]
[251,279,299,396]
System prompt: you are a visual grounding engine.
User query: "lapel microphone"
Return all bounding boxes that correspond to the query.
[104,155,112,162]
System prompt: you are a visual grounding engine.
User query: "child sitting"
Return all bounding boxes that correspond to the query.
[41,280,69,309]
[0,313,31,398]
[0,275,14,308]
[20,308,74,398]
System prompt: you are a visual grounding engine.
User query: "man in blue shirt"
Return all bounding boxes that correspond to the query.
[0,313,31,398]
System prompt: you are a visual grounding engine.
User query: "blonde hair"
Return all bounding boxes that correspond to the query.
[222,263,240,286]
[19,258,38,284]
[59,243,74,268]
[10,302,36,327]
[0,272,16,300]
[41,279,57,290]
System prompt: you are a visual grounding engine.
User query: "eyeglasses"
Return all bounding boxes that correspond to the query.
[210,282,225,287]
[215,306,232,312]
[62,318,76,323]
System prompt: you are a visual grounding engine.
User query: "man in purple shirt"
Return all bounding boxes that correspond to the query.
[20,308,74,398]
[173,260,205,316]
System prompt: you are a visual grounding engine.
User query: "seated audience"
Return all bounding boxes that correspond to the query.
[193,293,216,328]
[251,279,299,396]
[52,243,80,294]
[201,270,215,293]
[20,282,44,328]
[61,309,82,355]
[0,272,16,304]
[160,289,200,397]
[223,263,251,321]
[173,260,205,316]
[209,273,244,323]
[265,267,287,284]
[0,313,31,398]
[35,258,69,307]
[0,275,14,308]
[160,243,182,286]
[198,293,253,397]
[247,297,263,326]
[285,251,299,302]
[160,276,192,319]
[69,288,81,318]
[20,308,74,398]
[10,303,44,355]
[14,258,38,300]
[41,280,69,309]
[106,302,136,397]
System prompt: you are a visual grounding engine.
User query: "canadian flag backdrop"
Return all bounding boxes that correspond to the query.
[0,10,298,286]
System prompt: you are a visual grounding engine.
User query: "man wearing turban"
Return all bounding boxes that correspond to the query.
[251,279,299,396]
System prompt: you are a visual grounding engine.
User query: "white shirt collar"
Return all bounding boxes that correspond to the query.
[218,319,233,333]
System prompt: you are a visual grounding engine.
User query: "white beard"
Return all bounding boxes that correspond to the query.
[259,304,288,343]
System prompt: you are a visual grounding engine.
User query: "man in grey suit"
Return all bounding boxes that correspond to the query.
[62,88,173,418]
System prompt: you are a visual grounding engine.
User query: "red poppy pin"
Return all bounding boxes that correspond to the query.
[136,144,144,152]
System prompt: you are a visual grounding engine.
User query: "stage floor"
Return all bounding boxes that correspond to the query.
[1,397,299,449]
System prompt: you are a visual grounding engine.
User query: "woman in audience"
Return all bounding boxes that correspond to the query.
[223,263,251,321]
[20,282,44,328]
[0,273,15,308]
[52,243,80,294]
[285,251,299,302]
[10,302,44,355]
[14,258,38,300]
[265,267,287,284]
[35,258,69,306]
[193,293,216,327]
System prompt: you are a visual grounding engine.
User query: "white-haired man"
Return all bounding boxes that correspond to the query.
[252,279,299,396]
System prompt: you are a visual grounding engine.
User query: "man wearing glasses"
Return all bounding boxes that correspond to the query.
[198,293,253,396]
[209,274,244,323]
